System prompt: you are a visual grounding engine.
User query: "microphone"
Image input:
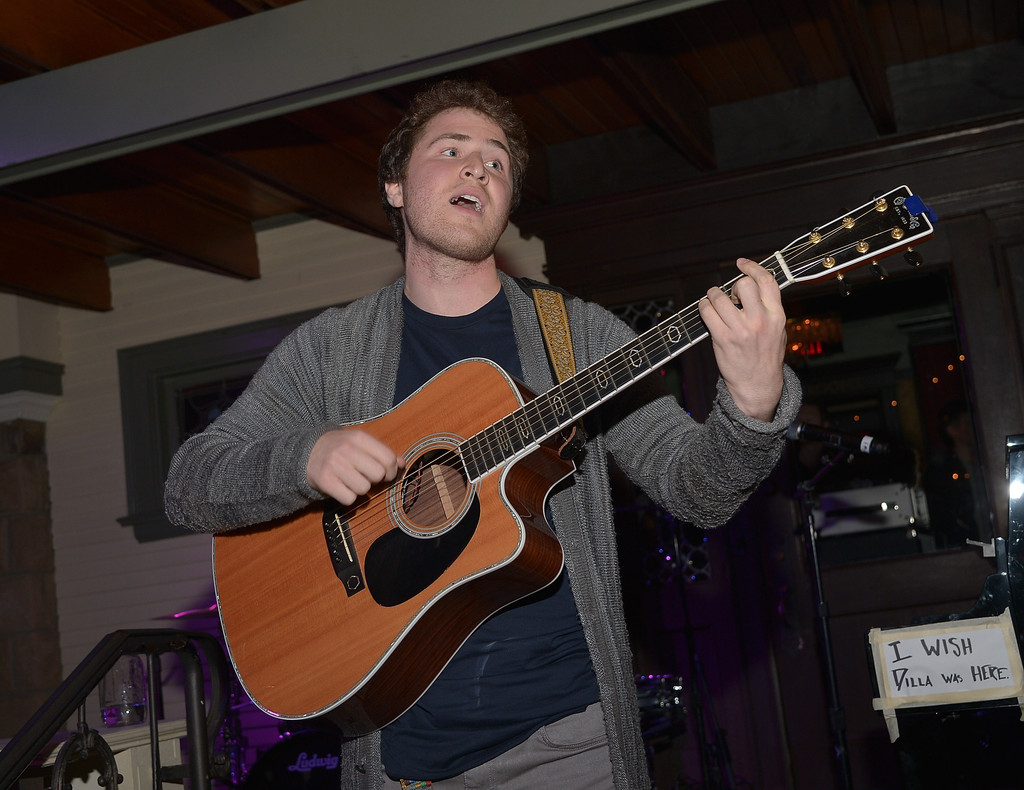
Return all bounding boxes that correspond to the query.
[787,421,891,455]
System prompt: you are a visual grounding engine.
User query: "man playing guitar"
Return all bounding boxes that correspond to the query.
[165,79,800,790]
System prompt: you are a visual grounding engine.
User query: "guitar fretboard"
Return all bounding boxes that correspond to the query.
[459,184,933,481]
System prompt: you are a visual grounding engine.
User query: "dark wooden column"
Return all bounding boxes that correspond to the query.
[0,417,62,737]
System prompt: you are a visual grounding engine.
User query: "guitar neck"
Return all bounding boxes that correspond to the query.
[461,281,722,482]
[461,185,935,481]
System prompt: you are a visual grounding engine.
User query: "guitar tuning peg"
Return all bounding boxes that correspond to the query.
[904,249,924,267]
[837,273,852,297]
[871,261,889,280]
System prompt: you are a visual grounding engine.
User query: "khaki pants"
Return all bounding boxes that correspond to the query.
[381,701,613,789]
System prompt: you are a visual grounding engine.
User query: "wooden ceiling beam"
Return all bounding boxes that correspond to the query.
[190,119,392,238]
[825,0,897,135]
[5,162,261,279]
[120,144,306,221]
[590,29,716,171]
[0,230,111,310]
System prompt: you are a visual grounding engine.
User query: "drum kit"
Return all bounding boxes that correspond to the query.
[238,729,343,790]
[635,674,687,740]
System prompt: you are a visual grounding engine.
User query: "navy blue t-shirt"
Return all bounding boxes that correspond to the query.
[380,290,600,780]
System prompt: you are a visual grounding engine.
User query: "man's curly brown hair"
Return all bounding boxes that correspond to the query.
[378,80,529,256]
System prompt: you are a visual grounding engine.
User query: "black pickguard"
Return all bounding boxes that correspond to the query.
[363,495,480,607]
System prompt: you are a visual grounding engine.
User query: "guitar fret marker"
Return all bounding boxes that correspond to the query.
[496,423,513,453]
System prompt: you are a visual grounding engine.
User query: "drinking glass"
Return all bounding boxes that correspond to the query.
[99,654,147,727]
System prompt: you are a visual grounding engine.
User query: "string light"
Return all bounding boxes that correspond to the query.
[784,315,842,359]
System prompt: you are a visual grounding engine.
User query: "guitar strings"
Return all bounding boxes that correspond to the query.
[326,203,901,546]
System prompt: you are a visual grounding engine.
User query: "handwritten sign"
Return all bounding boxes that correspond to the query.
[868,608,1024,741]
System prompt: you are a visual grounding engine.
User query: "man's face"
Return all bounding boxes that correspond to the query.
[385,108,514,263]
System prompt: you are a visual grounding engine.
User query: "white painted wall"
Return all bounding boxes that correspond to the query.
[42,219,546,736]
[0,294,61,362]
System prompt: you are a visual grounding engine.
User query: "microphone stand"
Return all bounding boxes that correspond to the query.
[628,503,735,790]
[794,451,854,790]
[662,511,735,790]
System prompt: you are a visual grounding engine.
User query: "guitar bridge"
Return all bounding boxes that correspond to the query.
[323,502,365,596]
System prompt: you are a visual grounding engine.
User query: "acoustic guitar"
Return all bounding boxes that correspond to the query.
[212,185,936,735]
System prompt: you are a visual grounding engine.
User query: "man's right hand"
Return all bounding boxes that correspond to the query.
[306,428,404,505]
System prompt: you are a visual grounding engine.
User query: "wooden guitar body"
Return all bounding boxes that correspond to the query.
[213,359,569,735]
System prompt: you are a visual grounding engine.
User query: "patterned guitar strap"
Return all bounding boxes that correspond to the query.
[529,283,588,460]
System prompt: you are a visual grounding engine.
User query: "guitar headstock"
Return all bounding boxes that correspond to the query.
[771,185,936,289]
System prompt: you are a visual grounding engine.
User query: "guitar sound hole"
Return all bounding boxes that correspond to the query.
[400,449,468,532]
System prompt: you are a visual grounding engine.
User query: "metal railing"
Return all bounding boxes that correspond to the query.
[0,629,231,790]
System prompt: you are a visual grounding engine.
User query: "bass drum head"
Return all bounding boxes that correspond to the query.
[242,730,344,789]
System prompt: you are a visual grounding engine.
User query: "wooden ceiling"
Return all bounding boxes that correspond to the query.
[1,0,1021,310]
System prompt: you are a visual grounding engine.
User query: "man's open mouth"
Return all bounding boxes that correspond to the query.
[450,195,482,212]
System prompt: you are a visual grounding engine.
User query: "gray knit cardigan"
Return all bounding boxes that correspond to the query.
[165,271,802,790]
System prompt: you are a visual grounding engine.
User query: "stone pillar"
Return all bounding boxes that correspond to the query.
[0,417,61,736]
[0,292,64,740]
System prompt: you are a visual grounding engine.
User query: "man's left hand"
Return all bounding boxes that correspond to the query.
[698,258,787,422]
